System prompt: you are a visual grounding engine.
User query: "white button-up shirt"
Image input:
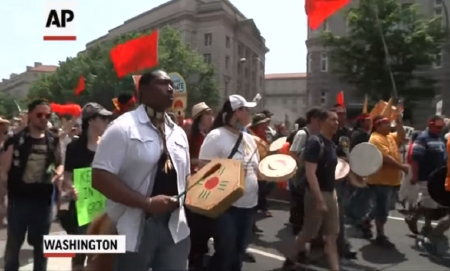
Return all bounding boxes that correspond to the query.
[92,105,190,251]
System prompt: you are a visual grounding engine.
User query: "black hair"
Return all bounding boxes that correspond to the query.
[429,115,444,122]
[137,71,159,103]
[210,100,234,131]
[319,109,336,121]
[117,93,134,105]
[306,108,323,124]
[295,117,307,129]
[27,99,49,112]
[370,116,385,133]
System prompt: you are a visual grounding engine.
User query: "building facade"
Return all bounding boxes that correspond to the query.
[86,0,269,104]
[0,62,58,99]
[264,73,307,125]
[306,0,447,124]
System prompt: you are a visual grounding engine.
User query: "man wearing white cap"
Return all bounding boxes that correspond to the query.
[199,94,259,271]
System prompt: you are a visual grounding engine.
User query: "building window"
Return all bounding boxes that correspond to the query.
[433,50,443,68]
[282,98,287,105]
[345,18,351,34]
[307,53,312,73]
[225,81,229,96]
[237,62,241,74]
[321,52,328,72]
[435,0,443,6]
[204,33,212,46]
[238,44,243,57]
[321,90,327,105]
[226,36,231,48]
[245,68,249,78]
[203,54,212,64]
[225,56,230,69]
[322,20,329,32]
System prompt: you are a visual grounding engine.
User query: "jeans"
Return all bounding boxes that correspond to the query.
[4,197,53,271]
[209,207,256,271]
[367,185,393,223]
[113,213,190,271]
[347,187,372,222]
[67,201,89,270]
[185,208,214,266]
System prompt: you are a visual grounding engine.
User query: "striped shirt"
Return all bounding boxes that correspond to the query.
[411,130,446,181]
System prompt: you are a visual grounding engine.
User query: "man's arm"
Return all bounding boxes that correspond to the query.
[394,118,406,146]
[289,130,306,162]
[411,137,425,182]
[0,137,14,185]
[91,124,148,210]
[53,137,64,177]
[303,137,324,202]
[370,135,404,170]
[198,133,221,167]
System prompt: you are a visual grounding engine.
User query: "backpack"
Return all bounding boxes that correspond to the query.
[290,131,325,189]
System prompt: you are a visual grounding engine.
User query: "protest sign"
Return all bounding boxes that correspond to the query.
[73,167,106,226]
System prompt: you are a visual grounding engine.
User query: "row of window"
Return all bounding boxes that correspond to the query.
[307,52,329,73]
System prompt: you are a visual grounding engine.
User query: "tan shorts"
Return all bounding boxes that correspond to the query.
[301,190,339,238]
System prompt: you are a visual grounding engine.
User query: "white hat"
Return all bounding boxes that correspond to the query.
[229,95,257,111]
[191,102,211,119]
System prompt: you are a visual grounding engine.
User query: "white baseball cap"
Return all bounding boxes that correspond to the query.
[229,95,257,111]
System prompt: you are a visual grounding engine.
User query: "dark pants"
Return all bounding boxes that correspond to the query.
[4,197,53,271]
[257,181,274,211]
[208,207,256,271]
[66,201,89,270]
[185,209,214,267]
[336,181,352,252]
[347,187,372,222]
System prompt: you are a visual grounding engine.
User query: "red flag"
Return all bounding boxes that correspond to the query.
[306,0,350,30]
[110,31,159,78]
[74,76,85,96]
[336,91,344,106]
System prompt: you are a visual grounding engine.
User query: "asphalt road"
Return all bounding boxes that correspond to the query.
[1,200,450,270]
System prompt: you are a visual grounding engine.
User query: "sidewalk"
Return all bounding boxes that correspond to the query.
[21,257,71,270]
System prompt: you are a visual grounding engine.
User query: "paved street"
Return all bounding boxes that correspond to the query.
[1,200,450,270]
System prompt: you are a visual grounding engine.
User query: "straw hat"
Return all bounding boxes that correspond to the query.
[191,102,211,119]
[0,117,10,125]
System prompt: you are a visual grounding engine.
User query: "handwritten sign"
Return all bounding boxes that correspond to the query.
[73,167,106,226]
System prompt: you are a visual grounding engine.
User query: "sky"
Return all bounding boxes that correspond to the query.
[0,0,307,80]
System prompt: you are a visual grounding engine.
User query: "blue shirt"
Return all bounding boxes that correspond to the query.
[411,129,446,181]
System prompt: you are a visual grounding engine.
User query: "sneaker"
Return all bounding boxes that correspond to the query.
[420,226,433,237]
[375,235,395,249]
[244,251,256,262]
[281,257,305,271]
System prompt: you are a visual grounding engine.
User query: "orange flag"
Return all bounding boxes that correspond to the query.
[110,30,159,78]
[305,0,350,30]
[74,76,85,96]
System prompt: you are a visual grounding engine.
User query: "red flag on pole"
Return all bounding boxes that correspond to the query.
[110,30,159,78]
[336,91,345,106]
[305,0,350,30]
[74,76,85,96]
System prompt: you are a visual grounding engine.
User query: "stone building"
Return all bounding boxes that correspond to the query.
[306,0,447,124]
[264,73,307,125]
[0,62,58,99]
[86,0,269,104]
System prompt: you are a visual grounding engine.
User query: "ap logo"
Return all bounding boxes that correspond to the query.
[44,2,76,41]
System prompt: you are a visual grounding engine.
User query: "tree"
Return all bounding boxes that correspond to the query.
[321,0,446,103]
[0,93,23,118]
[28,27,220,112]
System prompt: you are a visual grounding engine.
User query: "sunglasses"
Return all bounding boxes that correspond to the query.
[36,113,51,119]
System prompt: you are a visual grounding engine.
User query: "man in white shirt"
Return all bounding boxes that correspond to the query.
[288,108,322,234]
[91,70,190,271]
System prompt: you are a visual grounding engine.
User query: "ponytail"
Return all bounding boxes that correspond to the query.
[210,100,234,131]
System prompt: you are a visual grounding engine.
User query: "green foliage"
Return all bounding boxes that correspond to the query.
[0,93,23,118]
[321,0,446,102]
[28,27,220,111]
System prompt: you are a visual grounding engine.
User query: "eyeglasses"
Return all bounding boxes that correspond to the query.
[36,113,51,119]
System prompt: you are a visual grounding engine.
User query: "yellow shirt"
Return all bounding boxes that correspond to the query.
[367,132,401,186]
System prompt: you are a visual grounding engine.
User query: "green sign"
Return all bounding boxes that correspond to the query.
[73,167,106,226]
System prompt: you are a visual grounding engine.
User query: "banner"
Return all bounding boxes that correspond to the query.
[169,72,188,118]
[73,167,106,226]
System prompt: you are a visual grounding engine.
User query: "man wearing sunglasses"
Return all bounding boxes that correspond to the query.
[1,99,63,271]
[406,115,447,236]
